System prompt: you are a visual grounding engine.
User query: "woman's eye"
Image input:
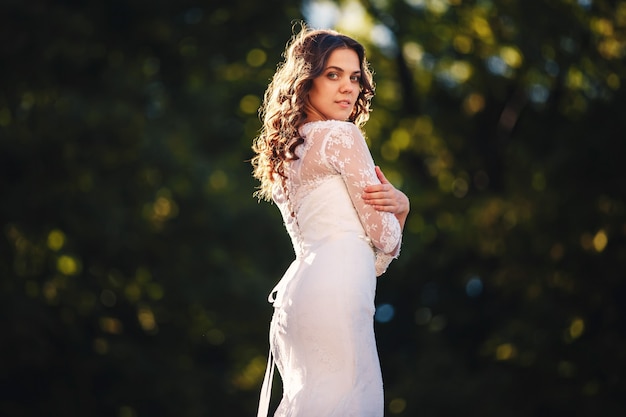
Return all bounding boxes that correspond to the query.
[350,75,360,82]
[327,72,338,79]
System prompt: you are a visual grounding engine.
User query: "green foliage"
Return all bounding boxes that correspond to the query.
[1,0,625,416]
[0,1,298,416]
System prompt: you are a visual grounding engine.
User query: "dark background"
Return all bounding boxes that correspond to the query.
[1,0,625,416]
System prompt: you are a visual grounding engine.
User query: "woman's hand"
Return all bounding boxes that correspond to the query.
[363,166,410,229]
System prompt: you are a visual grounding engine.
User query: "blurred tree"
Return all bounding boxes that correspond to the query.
[1,0,625,416]
[0,0,301,416]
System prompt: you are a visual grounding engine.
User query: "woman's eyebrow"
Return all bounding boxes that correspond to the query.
[325,66,361,74]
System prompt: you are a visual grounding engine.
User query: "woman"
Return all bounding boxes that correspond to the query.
[252,25,409,417]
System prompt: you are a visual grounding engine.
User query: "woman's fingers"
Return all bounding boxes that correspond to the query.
[375,166,390,185]
[364,166,409,216]
[363,187,395,204]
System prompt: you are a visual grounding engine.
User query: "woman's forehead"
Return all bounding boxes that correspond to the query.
[325,48,361,72]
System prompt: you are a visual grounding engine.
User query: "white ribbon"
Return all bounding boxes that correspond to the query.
[257,348,275,417]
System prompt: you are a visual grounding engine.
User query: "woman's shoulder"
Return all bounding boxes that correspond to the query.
[300,119,362,138]
[299,121,366,155]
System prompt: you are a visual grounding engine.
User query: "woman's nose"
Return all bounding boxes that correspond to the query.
[340,79,354,93]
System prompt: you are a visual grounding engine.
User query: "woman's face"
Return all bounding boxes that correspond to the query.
[306,48,361,122]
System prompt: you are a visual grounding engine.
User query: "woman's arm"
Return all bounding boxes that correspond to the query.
[362,166,410,230]
[322,123,401,256]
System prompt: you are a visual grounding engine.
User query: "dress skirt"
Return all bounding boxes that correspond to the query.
[263,234,384,417]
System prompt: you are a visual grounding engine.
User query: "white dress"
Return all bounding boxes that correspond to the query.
[257,120,402,417]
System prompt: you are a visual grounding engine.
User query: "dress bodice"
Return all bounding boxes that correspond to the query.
[272,120,401,276]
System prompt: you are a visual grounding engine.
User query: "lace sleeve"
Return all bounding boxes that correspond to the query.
[321,122,402,275]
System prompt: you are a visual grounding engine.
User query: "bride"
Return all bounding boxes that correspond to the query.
[251,24,410,417]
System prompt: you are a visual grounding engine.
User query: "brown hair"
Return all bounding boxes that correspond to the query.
[251,24,375,201]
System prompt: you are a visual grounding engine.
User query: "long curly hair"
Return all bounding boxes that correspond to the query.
[251,24,375,201]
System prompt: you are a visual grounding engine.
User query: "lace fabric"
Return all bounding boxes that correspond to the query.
[284,120,401,274]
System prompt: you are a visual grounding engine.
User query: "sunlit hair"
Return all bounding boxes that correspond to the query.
[251,24,375,201]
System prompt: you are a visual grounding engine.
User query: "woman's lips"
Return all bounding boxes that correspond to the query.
[336,100,352,108]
